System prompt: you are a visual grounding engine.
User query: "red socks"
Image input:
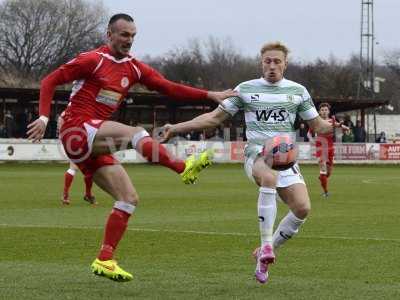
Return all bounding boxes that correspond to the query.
[84,175,93,197]
[63,172,74,195]
[98,208,131,261]
[327,165,332,178]
[64,170,93,198]
[136,137,185,174]
[319,174,328,193]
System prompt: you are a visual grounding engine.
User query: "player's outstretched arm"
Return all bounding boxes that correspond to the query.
[138,64,238,104]
[307,116,333,134]
[162,107,230,142]
[307,116,332,134]
[307,116,348,135]
[206,90,239,104]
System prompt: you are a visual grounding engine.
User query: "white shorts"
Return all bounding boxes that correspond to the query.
[244,151,305,188]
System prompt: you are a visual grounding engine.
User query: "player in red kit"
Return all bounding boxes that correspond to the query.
[27,13,236,282]
[59,111,96,205]
[61,162,96,205]
[308,103,348,197]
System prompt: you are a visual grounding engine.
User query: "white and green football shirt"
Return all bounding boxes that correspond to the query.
[219,77,319,158]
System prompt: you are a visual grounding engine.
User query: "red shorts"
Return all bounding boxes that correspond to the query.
[59,117,118,176]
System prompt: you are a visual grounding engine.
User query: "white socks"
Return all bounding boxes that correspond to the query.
[114,200,136,214]
[258,187,277,247]
[131,130,150,149]
[272,210,306,249]
[66,168,76,176]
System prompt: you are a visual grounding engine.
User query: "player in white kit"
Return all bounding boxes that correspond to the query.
[162,42,342,284]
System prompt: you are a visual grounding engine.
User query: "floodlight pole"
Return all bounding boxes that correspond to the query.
[358,0,376,141]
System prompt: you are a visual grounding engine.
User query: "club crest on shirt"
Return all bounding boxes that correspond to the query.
[121,77,129,88]
[287,95,295,102]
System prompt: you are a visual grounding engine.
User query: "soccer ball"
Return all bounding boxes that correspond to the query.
[262,135,298,171]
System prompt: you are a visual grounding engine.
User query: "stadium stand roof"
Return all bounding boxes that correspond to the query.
[312,96,389,113]
[0,87,389,112]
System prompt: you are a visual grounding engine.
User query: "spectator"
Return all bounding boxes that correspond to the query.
[375,131,387,143]
[199,133,205,140]
[47,116,58,138]
[207,128,224,141]
[32,105,39,120]
[128,120,138,127]
[4,110,16,138]
[0,122,7,138]
[297,122,309,142]
[15,108,28,138]
[27,111,34,124]
[343,115,354,129]
[189,130,200,141]
[342,129,354,143]
[353,120,366,143]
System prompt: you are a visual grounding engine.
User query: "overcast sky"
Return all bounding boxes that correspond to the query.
[99,0,398,62]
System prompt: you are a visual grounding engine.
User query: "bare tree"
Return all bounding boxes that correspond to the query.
[0,0,107,86]
[156,39,206,87]
[381,50,400,113]
[145,36,397,113]
[145,37,259,90]
[384,50,400,78]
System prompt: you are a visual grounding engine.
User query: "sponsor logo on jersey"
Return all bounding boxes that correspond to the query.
[96,89,123,107]
[255,108,289,122]
[250,94,260,102]
[121,76,129,88]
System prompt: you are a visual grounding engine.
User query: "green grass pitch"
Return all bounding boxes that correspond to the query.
[0,163,399,299]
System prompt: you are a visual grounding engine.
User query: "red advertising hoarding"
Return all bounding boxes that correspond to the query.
[230,142,246,161]
[335,143,367,160]
[379,144,400,160]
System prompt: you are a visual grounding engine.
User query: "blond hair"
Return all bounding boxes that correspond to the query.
[260,42,290,58]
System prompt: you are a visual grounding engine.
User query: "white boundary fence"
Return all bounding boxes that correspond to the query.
[1,139,400,164]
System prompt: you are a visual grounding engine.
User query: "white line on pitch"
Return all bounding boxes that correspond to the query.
[0,223,399,243]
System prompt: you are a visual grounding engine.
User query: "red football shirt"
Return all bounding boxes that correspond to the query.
[39,45,208,120]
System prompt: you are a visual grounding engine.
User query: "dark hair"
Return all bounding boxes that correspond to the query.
[108,13,134,27]
[318,102,331,110]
